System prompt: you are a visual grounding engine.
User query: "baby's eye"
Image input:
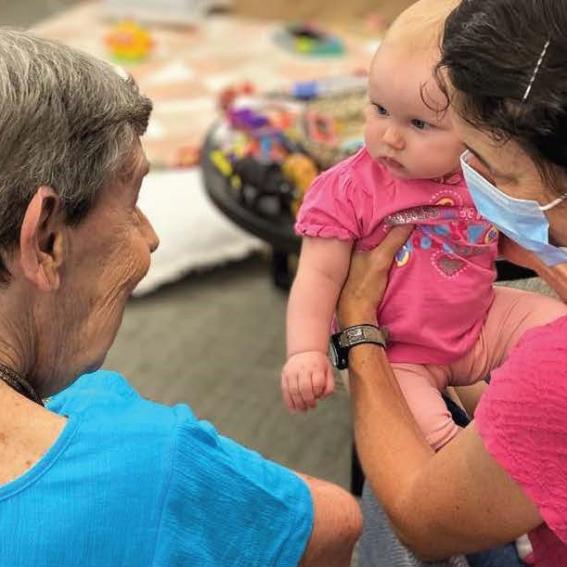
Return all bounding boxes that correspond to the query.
[374,104,389,116]
[411,119,431,130]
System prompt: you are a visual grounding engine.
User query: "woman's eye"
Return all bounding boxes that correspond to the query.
[411,119,430,130]
[468,157,494,182]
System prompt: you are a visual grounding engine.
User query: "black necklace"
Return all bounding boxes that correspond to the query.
[0,363,43,406]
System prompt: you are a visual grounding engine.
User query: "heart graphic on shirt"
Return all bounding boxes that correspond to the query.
[434,253,466,278]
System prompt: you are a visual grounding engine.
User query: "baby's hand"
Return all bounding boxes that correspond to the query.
[281,351,335,412]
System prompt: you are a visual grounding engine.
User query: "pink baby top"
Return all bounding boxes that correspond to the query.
[475,314,567,567]
[295,147,498,364]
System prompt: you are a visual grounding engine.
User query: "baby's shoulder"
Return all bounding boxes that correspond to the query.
[314,147,391,196]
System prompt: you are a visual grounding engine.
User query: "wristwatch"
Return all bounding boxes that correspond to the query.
[329,324,388,370]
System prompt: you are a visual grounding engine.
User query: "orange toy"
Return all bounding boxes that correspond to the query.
[282,153,318,216]
[105,21,154,63]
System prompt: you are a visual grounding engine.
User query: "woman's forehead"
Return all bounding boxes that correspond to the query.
[451,110,533,176]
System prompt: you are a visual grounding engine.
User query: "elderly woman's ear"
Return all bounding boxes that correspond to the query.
[18,186,65,292]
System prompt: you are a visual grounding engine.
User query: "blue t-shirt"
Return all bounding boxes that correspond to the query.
[0,370,313,566]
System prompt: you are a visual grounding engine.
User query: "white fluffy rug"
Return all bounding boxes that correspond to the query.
[134,167,264,296]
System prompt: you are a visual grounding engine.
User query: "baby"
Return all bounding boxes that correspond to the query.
[282,0,567,455]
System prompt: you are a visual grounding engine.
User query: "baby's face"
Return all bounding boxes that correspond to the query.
[365,43,464,180]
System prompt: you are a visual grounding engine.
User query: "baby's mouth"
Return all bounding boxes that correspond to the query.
[379,156,405,171]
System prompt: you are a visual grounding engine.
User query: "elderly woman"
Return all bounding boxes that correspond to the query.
[0,30,361,566]
[337,1,567,566]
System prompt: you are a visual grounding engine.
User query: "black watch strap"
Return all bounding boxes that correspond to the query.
[330,325,388,370]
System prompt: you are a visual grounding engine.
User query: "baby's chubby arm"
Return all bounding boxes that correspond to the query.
[282,237,353,412]
[287,237,353,355]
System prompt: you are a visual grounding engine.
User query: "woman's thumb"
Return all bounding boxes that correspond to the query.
[374,225,414,260]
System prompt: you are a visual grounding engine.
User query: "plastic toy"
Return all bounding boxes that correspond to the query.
[282,153,318,216]
[233,157,294,213]
[221,104,302,164]
[304,110,338,145]
[105,20,154,63]
[290,75,367,100]
[299,88,367,169]
[209,150,241,190]
[274,23,345,57]
[228,108,270,131]
[218,81,256,111]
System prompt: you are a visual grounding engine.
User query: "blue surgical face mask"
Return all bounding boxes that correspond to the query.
[460,151,567,266]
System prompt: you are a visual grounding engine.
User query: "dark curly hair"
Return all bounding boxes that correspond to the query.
[437,0,567,194]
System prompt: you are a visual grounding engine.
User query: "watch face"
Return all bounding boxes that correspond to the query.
[329,333,348,369]
[329,340,339,367]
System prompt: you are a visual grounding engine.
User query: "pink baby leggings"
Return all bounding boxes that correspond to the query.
[393,286,567,450]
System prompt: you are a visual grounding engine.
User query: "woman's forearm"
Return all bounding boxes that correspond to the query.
[348,343,539,560]
[348,344,433,531]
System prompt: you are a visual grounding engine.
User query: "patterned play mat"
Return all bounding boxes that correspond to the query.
[35,3,377,169]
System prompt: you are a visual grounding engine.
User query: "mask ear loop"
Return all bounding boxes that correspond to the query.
[539,194,567,211]
[522,39,551,103]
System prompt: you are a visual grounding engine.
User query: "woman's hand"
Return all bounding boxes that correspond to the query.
[498,233,567,303]
[337,225,414,329]
[498,234,542,272]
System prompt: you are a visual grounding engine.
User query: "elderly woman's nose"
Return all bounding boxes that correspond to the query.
[149,228,159,253]
[147,221,160,253]
[138,208,159,253]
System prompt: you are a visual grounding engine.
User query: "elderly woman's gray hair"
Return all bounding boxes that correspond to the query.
[0,29,152,281]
